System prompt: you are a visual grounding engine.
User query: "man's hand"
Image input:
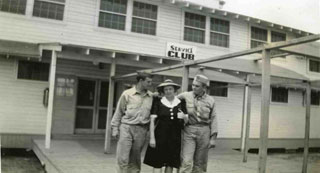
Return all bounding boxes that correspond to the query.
[149,138,156,148]
[209,138,216,148]
[112,128,119,140]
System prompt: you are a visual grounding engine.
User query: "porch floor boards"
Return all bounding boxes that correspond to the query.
[32,139,319,173]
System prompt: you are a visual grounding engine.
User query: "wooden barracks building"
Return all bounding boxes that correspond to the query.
[0,0,319,150]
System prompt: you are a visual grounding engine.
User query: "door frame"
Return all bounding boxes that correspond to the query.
[74,78,109,134]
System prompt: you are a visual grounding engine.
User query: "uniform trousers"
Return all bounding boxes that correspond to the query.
[180,125,210,173]
[116,123,148,173]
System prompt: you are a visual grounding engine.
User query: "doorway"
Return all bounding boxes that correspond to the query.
[74,79,110,134]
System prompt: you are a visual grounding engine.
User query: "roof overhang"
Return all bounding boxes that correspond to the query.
[153,67,247,84]
[0,39,41,58]
[280,42,320,59]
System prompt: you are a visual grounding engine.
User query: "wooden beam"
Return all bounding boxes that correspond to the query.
[113,34,320,80]
[181,66,189,92]
[302,81,311,173]
[104,58,116,153]
[264,34,320,50]
[45,50,57,149]
[254,53,290,61]
[258,49,271,173]
[242,76,252,162]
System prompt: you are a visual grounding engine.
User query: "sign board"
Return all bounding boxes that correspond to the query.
[166,42,197,60]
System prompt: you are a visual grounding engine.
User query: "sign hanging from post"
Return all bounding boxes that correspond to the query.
[166,42,197,60]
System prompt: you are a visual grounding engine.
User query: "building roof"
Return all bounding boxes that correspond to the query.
[280,42,320,59]
[0,39,40,58]
[203,58,309,81]
[154,67,247,84]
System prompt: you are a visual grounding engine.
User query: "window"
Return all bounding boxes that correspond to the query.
[271,31,286,56]
[17,60,50,81]
[0,0,27,14]
[208,81,228,97]
[309,59,320,73]
[251,27,267,48]
[131,1,157,35]
[271,31,286,42]
[99,0,127,30]
[33,0,65,20]
[271,87,288,103]
[210,18,229,48]
[184,12,206,44]
[311,90,320,106]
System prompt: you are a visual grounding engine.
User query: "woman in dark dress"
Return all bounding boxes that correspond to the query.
[144,79,188,173]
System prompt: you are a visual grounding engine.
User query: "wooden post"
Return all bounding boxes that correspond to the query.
[45,50,57,149]
[104,55,116,153]
[302,81,311,173]
[181,66,189,92]
[258,49,271,173]
[242,75,252,162]
[241,75,249,151]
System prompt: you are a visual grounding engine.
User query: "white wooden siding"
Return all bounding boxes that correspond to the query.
[0,56,48,134]
[0,0,250,61]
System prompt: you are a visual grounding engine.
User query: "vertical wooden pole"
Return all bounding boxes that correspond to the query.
[258,49,271,173]
[241,75,249,151]
[45,50,57,149]
[242,76,252,162]
[181,66,189,92]
[104,56,116,153]
[302,81,311,173]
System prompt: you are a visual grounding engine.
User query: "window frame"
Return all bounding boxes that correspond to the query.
[208,81,228,97]
[210,17,230,48]
[32,0,66,21]
[308,58,320,73]
[271,87,289,103]
[183,12,206,44]
[311,90,320,106]
[16,59,50,82]
[250,26,287,49]
[250,26,268,48]
[131,1,158,36]
[98,0,128,30]
[0,0,27,15]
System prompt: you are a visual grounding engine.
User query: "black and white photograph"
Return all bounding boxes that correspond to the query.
[0,0,319,172]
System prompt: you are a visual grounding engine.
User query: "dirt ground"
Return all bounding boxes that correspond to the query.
[1,148,45,173]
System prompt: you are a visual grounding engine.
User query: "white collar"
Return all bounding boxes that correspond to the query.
[161,96,181,108]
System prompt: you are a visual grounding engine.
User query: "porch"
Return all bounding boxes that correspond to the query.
[32,138,320,173]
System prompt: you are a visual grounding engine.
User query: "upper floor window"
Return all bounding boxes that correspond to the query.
[251,27,267,48]
[99,0,127,30]
[210,18,229,48]
[271,31,286,56]
[0,0,26,14]
[33,0,65,20]
[208,81,228,97]
[17,60,50,81]
[131,1,157,35]
[309,59,320,73]
[271,31,286,42]
[311,90,320,106]
[271,87,288,103]
[184,12,206,44]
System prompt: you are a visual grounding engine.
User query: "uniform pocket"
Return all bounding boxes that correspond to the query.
[126,103,140,118]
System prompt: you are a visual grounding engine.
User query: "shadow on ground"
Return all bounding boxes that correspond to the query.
[1,148,45,173]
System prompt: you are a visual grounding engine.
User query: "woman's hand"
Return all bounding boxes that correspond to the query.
[178,111,189,125]
[149,138,156,148]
